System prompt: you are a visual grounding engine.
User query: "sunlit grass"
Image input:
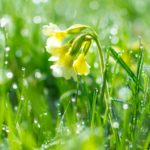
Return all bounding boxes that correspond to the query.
[0,0,150,149]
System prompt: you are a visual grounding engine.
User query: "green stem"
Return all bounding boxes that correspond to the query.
[94,38,105,74]
[94,37,113,127]
[91,89,98,129]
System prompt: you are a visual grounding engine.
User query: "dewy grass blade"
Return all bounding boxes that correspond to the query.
[109,47,137,84]
[91,88,98,129]
[136,43,144,91]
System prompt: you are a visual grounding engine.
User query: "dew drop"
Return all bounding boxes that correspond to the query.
[58,112,61,116]
[12,83,18,89]
[44,112,48,116]
[21,67,26,72]
[81,121,85,125]
[96,77,102,84]
[15,49,22,58]
[110,27,118,35]
[112,121,119,129]
[76,123,82,134]
[66,128,70,135]
[94,62,99,68]
[21,28,29,37]
[71,97,76,103]
[5,61,8,65]
[135,54,138,58]
[21,96,24,101]
[33,16,42,24]
[35,71,42,79]
[34,119,38,124]
[129,144,133,148]
[123,104,128,110]
[2,125,9,133]
[139,45,144,50]
[14,106,18,111]
[37,124,41,128]
[111,36,119,44]
[0,16,10,28]
[129,50,133,54]
[6,71,13,79]
[5,46,10,52]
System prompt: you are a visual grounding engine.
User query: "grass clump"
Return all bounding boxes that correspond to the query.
[0,0,150,149]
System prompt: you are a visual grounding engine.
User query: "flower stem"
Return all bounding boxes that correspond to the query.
[93,35,112,125]
[94,38,105,75]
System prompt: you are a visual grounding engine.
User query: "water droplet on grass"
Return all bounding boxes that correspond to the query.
[110,27,118,35]
[111,36,119,44]
[2,125,9,133]
[37,124,41,128]
[35,71,42,79]
[135,54,138,58]
[21,96,24,101]
[33,16,42,24]
[15,49,22,57]
[6,71,13,79]
[118,87,132,100]
[14,106,18,111]
[5,61,8,65]
[123,104,128,110]
[71,97,76,103]
[96,77,102,84]
[43,112,48,116]
[34,119,38,124]
[12,83,18,89]
[0,16,10,28]
[22,67,25,72]
[66,128,70,135]
[76,123,83,134]
[5,46,10,52]
[21,28,29,37]
[112,121,119,129]
[94,62,99,68]
[129,144,133,148]
[58,112,61,116]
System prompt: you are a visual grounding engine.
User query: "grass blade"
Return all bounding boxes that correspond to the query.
[109,47,137,83]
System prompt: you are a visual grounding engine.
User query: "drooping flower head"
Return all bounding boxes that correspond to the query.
[43,23,92,80]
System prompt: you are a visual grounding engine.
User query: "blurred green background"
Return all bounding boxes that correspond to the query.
[0,0,150,149]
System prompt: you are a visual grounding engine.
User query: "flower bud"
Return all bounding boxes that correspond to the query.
[67,24,88,34]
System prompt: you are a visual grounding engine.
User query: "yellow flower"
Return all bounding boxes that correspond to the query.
[73,54,90,75]
[45,36,61,53]
[43,23,92,80]
[42,23,67,40]
[58,52,73,67]
[51,53,77,80]
[51,44,71,57]
[51,64,76,80]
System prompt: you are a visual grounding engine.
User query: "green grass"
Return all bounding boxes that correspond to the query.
[0,0,150,149]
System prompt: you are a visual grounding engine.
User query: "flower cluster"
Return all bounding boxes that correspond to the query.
[43,23,93,80]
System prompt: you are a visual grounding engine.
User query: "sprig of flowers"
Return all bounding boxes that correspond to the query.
[42,23,104,80]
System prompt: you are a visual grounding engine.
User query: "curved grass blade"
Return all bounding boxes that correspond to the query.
[136,43,144,91]
[109,47,137,83]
